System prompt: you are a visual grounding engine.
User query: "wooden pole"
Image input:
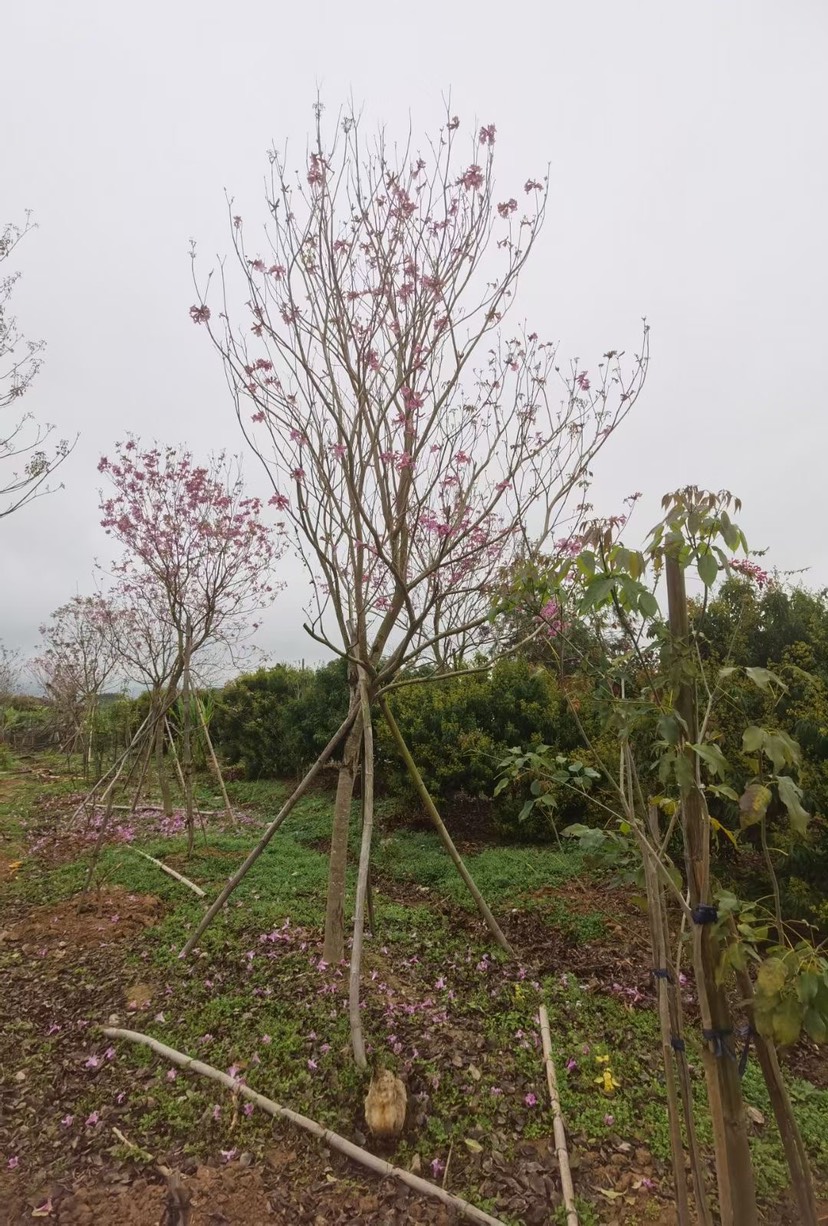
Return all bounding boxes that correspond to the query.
[538,1006,578,1226]
[665,554,757,1226]
[379,695,514,957]
[179,703,360,957]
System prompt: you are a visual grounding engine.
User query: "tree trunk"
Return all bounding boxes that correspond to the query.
[155,696,173,817]
[181,637,195,858]
[322,712,363,964]
[665,555,758,1226]
[349,673,374,1067]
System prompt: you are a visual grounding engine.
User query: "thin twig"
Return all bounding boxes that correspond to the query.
[102,1027,506,1226]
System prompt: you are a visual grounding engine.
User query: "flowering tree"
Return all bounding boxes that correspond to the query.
[32,596,122,771]
[188,104,647,1057]
[97,440,281,844]
[1,215,73,519]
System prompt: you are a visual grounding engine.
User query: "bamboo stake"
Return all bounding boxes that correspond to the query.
[128,849,206,898]
[102,1027,506,1226]
[538,1006,578,1226]
[179,703,360,957]
[195,692,238,830]
[379,695,514,957]
[165,717,207,844]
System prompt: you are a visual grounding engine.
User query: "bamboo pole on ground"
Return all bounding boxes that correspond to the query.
[102,1027,506,1226]
[128,849,206,898]
[537,1006,578,1226]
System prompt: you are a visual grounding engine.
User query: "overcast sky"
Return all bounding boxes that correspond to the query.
[2,0,827,672]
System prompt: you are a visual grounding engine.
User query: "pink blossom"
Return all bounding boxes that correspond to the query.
[576,371,590,392]
[166,1069,177,1081]
[85,1111,100,1126]
[220,1148,238,1163]
[497,199,518,218]
[478,124,497,146]
[244,1103,254,1116]
[459,165,484,191]
[189,304,211,325]
[268,493,289,511]
[307,1058,318,1071]
[290,467,306,481]
[7,1156,19,1169]
[261,1034,272,1045]
[84,1055,100,1070]
[430,1157,445,1177]
[105,1046,116,1061]
[524,179,543,193]
[268,264,286,279]
[60,1115,74,1127]
[524,1092,538,1107]
[566,1058,577,1072]
[212,1105,222,1120]
[729,558,770,588]
[604,1113,614,1126]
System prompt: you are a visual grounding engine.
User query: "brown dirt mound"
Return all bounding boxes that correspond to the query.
[0,888,163,951]
[0,1158,462,1224]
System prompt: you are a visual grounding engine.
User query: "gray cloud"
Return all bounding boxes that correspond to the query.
[2,0,826,668]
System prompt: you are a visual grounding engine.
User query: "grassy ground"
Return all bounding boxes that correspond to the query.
[1,763,827,1224]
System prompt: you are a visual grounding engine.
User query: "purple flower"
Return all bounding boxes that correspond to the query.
[243,1103,254,1117]
[604,1113,614,1126]
[104,1046,116,1061]
[220,1148,237,1163]
[116,1091,126,1104]
[566,1058,577,1072]
[60,1114,74,1127]
[166,1069,177,1081]
[524,1092,538,1107]
[307,1058,318,1071]
[490,1086,503,1096]
[85,1111,100,1126]
[84,1055,100,1069]
[47,1023,61,1036]
[430,1157,445,1178]
[261,1034,272,1045]
[7,1156,19,1170]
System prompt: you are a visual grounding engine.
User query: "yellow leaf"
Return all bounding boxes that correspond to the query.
[709,816,739,849]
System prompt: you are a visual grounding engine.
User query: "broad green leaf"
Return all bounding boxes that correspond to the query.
[674,753,694,793]
[757,957,787,996]
[738,783,772,829]
[697,550,719,587]
[708,784,740,802]
[803,1006,828,1045]
[772,994,804,1047]
[657,714,680,746]
[776,775,810,836]
[764,732,799,772]
[742,726,766,754]
[797,972,821,1005]
[745,666,782,692]
[581,574,615,611]
[692,741,728,777]
[517,800,535,823]
[638,589,659,618]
